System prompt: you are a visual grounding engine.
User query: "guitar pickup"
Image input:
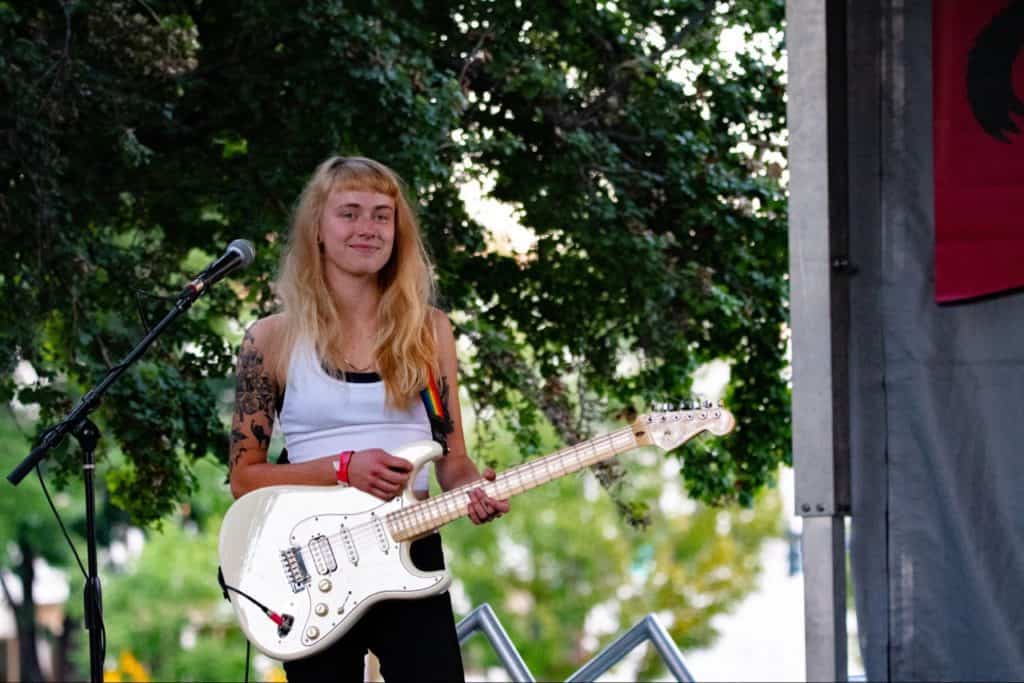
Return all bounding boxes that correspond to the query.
[371,514,390,554]
[339,526,359,566]
[308,534,338,575]
[280,546,310,593]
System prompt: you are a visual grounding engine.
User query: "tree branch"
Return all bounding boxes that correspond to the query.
[0,568,18,608]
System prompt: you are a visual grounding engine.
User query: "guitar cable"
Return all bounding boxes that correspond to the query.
[217,568,295,637]
[217,572,291,683]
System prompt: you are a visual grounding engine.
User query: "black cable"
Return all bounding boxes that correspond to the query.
[134,289,154,335]
[132,288,179,335]
[35,465,87,579]
[34,463,106,670]
[244,639,251,683]
[219,577,294,639]
[221,582,274,614]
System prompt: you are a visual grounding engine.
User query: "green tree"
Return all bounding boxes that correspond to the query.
[2,0,787,517]
[2,0,789,677]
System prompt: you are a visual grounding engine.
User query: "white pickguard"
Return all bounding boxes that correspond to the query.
[218,441,451,661]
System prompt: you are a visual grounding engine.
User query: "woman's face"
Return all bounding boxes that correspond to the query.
[319,187,396,280]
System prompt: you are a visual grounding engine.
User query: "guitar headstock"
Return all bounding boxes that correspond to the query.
[632,401,736,451]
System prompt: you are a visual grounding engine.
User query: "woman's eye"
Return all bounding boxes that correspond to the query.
[341,211,356,220]
[374,214,391,223]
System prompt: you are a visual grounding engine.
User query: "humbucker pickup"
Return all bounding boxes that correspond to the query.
[308,534,338,575]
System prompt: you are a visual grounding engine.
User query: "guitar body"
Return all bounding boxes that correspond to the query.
[218,440,451,661]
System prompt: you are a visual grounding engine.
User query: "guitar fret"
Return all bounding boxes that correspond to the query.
[516,465,529,492]
[555,450,569,476]
[390,512,404,537]
[389,426,663,541]
[523,461,540,488]
[532,459,548,485]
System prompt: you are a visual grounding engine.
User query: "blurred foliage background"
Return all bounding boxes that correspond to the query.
[0,0,789,679]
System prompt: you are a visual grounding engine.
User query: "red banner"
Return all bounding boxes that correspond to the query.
[933,0,1024,302]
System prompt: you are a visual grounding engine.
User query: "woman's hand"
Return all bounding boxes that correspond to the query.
[467,468,511,524]
[347,449,413,500]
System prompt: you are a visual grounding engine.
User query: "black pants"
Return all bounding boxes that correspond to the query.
[282,533,465,682]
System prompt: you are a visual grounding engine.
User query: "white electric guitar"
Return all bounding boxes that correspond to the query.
[218,404,735,661]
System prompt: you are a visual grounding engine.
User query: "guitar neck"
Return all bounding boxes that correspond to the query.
[387,426,639,542]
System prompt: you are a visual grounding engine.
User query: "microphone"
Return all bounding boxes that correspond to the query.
[181,239,256,300]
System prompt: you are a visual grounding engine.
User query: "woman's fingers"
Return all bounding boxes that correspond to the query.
[468,486,508,524]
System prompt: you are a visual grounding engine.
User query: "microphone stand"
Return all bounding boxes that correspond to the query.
[7,289,204,683]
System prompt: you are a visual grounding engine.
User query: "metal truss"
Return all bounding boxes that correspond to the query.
[456,603,695,682]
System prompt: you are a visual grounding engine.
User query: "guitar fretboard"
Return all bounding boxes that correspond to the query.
[385,426,639,542]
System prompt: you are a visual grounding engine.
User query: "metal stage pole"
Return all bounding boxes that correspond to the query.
[786,0,853,680]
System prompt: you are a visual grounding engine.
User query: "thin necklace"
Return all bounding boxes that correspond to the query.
[343,357,375,373]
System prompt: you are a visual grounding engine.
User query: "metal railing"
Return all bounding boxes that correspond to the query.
[456,603,695,682]
[456,603,535,681]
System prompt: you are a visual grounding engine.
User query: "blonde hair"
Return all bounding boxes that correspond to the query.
[272,156,438,407]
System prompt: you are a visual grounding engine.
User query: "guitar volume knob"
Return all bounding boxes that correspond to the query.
[315,603,328,617]
[318,579,332,592]
[305,626,320,640]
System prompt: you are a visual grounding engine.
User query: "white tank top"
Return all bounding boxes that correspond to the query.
[278,339,433,493]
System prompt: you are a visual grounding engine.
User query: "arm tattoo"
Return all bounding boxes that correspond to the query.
[229,328,278,470]
[234,329,277,424]
[229,447,248,472]
[228,427,249,471]
[251,422,271,450]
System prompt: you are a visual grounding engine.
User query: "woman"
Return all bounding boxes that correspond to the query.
[228,156,509,681]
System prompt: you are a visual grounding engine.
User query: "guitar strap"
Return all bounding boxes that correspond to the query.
[419,369,453,454]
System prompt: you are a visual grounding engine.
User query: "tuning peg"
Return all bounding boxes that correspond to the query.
[652,402,672,412]
[703,399,713,409]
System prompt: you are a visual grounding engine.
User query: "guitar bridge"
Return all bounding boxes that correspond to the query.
[280,546,310,593]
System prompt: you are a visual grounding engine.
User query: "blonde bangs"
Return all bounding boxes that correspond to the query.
[330,168,398,198]
[271,156,438,408]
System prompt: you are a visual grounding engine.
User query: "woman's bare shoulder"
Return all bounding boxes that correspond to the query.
[241,313,288,356]
[430,307,453,336]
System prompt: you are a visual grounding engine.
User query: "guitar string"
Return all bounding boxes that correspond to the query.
[309,429,633,559]
[384,429,630,540]
[287,429,638,572]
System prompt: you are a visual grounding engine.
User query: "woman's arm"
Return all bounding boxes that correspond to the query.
[228,317,335,498]
[431,311,510,524]
[228,316,412,500]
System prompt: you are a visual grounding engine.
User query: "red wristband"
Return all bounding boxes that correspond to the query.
[336,450,354,485]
